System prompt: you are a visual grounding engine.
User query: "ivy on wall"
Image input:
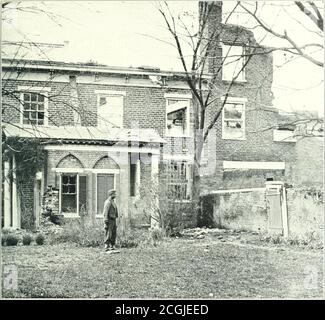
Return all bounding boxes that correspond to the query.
[2,136,45,183]
[2,136,46,229]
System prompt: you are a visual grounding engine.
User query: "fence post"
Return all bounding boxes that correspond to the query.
[281,186,289,238]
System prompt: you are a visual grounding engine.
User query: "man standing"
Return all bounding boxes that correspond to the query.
[103,189,118,252]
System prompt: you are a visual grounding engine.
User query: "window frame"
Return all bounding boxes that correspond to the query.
[59,172,80,218]
[221,97,247,140]
[164,94,191,138]
[95,90,125,128]
[164,160,192,201]
[222,44,246,82]
[19,86,50,126]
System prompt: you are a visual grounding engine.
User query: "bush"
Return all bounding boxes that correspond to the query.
[2,235,7,246]
[118,237,139,248]
[35,233,45,245]
[5,234,19,246]
[22,234,33,245]
[149,227,165,246]
[50,219,104,247]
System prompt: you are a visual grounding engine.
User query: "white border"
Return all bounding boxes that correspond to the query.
[44,144,160,154]
[164,93,192,99]
[52,168,120,174]
[18,86,51,92]
[223,161,285,170]
[95,90,126,96]
[163,154,194,161]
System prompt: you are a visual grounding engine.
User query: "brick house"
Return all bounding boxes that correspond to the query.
[1,2,299,230]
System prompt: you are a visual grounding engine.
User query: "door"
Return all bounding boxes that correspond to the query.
[96,174,115,215]
[266,186,283,234]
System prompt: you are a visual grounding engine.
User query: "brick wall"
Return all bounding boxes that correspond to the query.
[199,3,296,192]
[294,137,323,187]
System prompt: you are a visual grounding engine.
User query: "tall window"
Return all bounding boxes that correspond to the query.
[222,100,246,140]
[61,174,77,213]
[60,174,87,216]
[166,99,190,137]
[164,161,191,200]
[222,44,245,81]
[22,92,46,125]
[97,94,124,128]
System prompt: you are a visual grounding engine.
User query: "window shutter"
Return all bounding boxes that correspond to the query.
[79,175,87,214]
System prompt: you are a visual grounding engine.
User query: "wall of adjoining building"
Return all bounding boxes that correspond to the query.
[201,186,323,240]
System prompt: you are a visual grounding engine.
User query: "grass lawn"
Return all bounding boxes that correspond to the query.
[2,238,323,299]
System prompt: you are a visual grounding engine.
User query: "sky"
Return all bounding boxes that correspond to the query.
[2,0,324,116]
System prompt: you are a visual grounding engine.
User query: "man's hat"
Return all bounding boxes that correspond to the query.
[108,189,116,197]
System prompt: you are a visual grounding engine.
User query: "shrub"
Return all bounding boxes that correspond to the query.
[149,227,165,246]
[50,219,104,247]
[5,234,19,246]
[2,235,8,246]
[118,237,139,248]
[118,231,139,248]
[35,233,45,245]
[22,234,33,245]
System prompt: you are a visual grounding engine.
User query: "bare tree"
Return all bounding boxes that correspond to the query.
[157,1,277,210]
[239,1,324,68]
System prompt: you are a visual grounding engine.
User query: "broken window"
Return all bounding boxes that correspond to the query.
[222,44,245,81]
[222,102,245,140]
[61,174,77,214]
[22,92,46,125]
[164,161,191,200]
[98,94,124,128]
[60,174,87,215]
[166,99,190,136]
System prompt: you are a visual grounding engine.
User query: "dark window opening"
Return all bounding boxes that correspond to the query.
[22,92,46,125]
[130,163,137,197]
[61,174,77,213]
[79,175,87,213]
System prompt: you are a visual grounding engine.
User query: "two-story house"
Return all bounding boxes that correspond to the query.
[1,1,297,231]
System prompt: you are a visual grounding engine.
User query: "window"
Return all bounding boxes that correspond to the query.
[97,93,124,128]
[222,100,246,140]
[22,92,47,125]
[222,44,245,81]
[165,161,191,200]
[61,174,77,214]
[166,99,190,136]
[60,174,87,216]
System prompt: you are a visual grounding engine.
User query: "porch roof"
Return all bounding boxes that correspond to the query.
[2,124,166,145]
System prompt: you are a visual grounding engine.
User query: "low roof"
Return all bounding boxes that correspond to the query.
[1,58,212,79]
[2,124,166,145]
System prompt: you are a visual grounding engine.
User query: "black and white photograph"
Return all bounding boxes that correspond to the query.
[1,0,324,302]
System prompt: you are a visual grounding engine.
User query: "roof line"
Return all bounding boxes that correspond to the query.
[2,58,213,79]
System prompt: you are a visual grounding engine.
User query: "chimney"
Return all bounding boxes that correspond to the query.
[198,1,223,74]
[69,75,81,126]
